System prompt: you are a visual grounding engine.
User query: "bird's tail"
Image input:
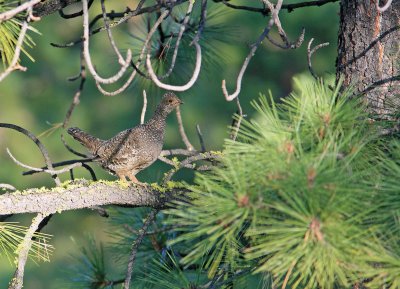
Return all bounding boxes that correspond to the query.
[67,127,104,154]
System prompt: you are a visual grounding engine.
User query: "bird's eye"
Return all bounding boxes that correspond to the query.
[168,99,173,103]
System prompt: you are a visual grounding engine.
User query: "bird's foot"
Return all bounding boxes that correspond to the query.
[127,174,147,187]
[130,181,147,187]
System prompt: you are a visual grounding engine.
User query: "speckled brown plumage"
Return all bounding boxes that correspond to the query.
[67,92,182,184]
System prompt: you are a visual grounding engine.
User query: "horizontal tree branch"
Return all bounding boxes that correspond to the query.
[0,181,184,215]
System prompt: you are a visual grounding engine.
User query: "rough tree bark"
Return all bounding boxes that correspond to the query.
[337,0,400,118]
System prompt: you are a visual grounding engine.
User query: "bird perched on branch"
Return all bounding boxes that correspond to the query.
[67,92,182,185]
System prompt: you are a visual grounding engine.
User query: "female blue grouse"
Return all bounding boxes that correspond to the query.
[67,92,182,185]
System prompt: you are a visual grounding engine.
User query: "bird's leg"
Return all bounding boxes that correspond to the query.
[117,173,129,184]
[127,173,145,187]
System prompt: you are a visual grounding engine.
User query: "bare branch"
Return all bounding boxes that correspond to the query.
[97,9,170,96]
[0,181,186,215]
[160,149,198,157]
[123,209,158,289]
[7,148,83,175]
[158,0,195,79]
[230,97,244,141]
[176,106,195,151]
[0,123,61,186]
[100,0,127,66]
[82,0,132,85]
[196,125,206,152]
[307,38,329,80]
[147,41,202,91]
[8,213,50,289]
[377,0,393,12]
[163,152,220,184]
[222,0,283,101]
[141,90,148,125]
[219,0,339,15]
[63,45,86,129]
[0,183,16,191]
[0,0,41,22]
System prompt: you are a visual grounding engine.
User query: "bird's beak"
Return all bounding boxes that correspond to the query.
[179,99,184,105]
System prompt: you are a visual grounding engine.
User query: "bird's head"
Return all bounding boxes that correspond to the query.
[159,92,183,114]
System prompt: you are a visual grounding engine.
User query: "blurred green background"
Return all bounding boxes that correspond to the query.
[0,0,339,288]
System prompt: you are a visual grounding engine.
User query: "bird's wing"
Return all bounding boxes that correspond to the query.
[96,127,144,165]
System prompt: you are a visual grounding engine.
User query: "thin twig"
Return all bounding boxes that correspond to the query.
[196,125,206,152]
[63,44,86,129]
[176,106,195,151]
[0,0,41,22]
[307,38,329,80]
[22,157,95,176]
[141,90,148,125]
[230,97,244,141]
[8,213,49,289]
[219,0,338,15]
[96,9,170,96]
[377,0,393,12]
[163,152,220,184]
[222,0,283,101]
[0,184,16,191]
[82,0,132,85]
[0,123,61,186]
[100,0,126,65]
[7,148,84,175]
[123,209,158,289]
[146,41,202,91]
[192,0,208,44]
[160,148,198,157]
[266,27,305,49]
[263,1,304,49]
[157,0,194,79]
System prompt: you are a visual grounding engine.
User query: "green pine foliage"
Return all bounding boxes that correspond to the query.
[0,1,38,68]
[165,76,400,289]
[0,222,52,264]
[64,76,400,288]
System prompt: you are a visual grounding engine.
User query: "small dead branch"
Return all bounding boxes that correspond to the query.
[196,125,206,152]
[123,209,158,289]
[7,148,84,175]
[222,0,283,101]
[176,106,195,151]
[307,38,329,80]
[82,0,132,85]
[0,123,61,186]
[163,152,220,184]
[230,97,244,141]
[146,41,202,91]
[0,183,16,191]
[97,9,170,96]
[157,0,195,79]
[141,90,148,125]
[377,0,393,12]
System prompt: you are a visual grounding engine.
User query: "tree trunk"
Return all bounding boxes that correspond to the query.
[336,0,400,119]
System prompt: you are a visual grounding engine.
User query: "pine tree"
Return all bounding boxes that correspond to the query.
[60,76,400,288]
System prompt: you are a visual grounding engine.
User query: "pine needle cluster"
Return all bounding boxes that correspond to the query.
[0,1,37,67]
[166,77,400,288]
